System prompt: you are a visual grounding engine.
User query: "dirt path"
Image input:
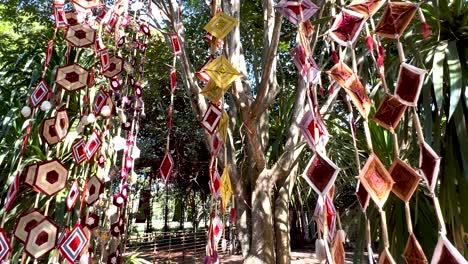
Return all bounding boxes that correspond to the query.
[125,249,355,263]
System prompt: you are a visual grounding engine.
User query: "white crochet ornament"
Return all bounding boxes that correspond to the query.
[21,106,32,117]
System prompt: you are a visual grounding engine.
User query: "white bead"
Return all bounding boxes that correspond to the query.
[101,105,111,117]
[87,113,96,123]
[40,101,52,111]
[112,136,126,151]
[21,106,32,117]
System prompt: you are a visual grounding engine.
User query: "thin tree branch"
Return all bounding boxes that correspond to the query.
[251,12,283,120]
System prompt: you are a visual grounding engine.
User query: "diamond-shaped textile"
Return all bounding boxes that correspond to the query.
[373,94,407,132]
[374,2,418,39]
[355,180,370,211]
[201,103,222,134]
[389,159,420,202]
[160,152,174,183]
[204,12,238,39]
[59,224,88,263]
[329,9,366,46]
[358,154,394,208]
[220,167,232,210]
[204,56,240,89]
[403,234,427,264]
[201,81,228,103]
[212,216,223,245]
[431,234,466,263]
[66,180,80,210]
[275,0,319,25]
[300,110,329,151]
[302,153,340,196]
[348,0,385,16]
[30,80,50,108]
[211,170,221,199]
[0,228,11,262]
[395,63,426,106]
[419,142,440,193]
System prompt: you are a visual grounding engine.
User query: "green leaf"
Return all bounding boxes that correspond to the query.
[446,41,462,120]
[432,41,447,110]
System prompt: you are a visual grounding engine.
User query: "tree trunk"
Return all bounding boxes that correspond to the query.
[274,163,299,264]
[274,184,291,264]
[247,171,275,263]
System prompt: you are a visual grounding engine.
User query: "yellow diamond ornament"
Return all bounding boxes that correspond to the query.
[204,12,238,39]
[205,56,241,89]
[218,111,229,142]
[201,81,228,102]
[220,167,233,210]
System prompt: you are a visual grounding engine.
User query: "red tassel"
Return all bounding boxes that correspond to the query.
[422,22,430,38]
[331,50,339,64]
[319,86,325,97]
[378,46,385,57]
[230,208,236,222]
[366,36,374,52]
[377,55,384,68]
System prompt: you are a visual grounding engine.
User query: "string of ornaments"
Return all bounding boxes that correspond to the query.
[276,0,467,263]
[171,0,241,262]
[0,0,150,263]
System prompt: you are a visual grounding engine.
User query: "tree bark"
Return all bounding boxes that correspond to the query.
[246,169,275,263]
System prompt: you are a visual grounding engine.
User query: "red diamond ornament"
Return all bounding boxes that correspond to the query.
[329,9,366,46]
[389,159,420,202]
[170,33,182,57]
[300,110,329,151]
[210,170,221,199]
[54,4,68,29]
[0,228,11,262]
[66,180,80,211]
[211,133,222,155]
[419,142,441,193]
[212,216,223,245]
[290,45,320,83]
[85,130,102,160]
[201,103,222,134]
[93,88,109,115]
[358,154,394,208]
[72,138,86,165]
[355,180,370,211]
[373,94,407,132]
[313,196,336,241]
[30,79,50,108]
[431,234,466,263]
[275,0,319,25]
[100,48,111,72]
[5,172,20,212]
[403,234,428,263]
[395,63,426,106]
[302,152,340,196]
[59,224,88,263]
[159,153,174,183]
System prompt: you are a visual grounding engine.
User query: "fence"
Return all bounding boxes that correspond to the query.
[126,227,237,263]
